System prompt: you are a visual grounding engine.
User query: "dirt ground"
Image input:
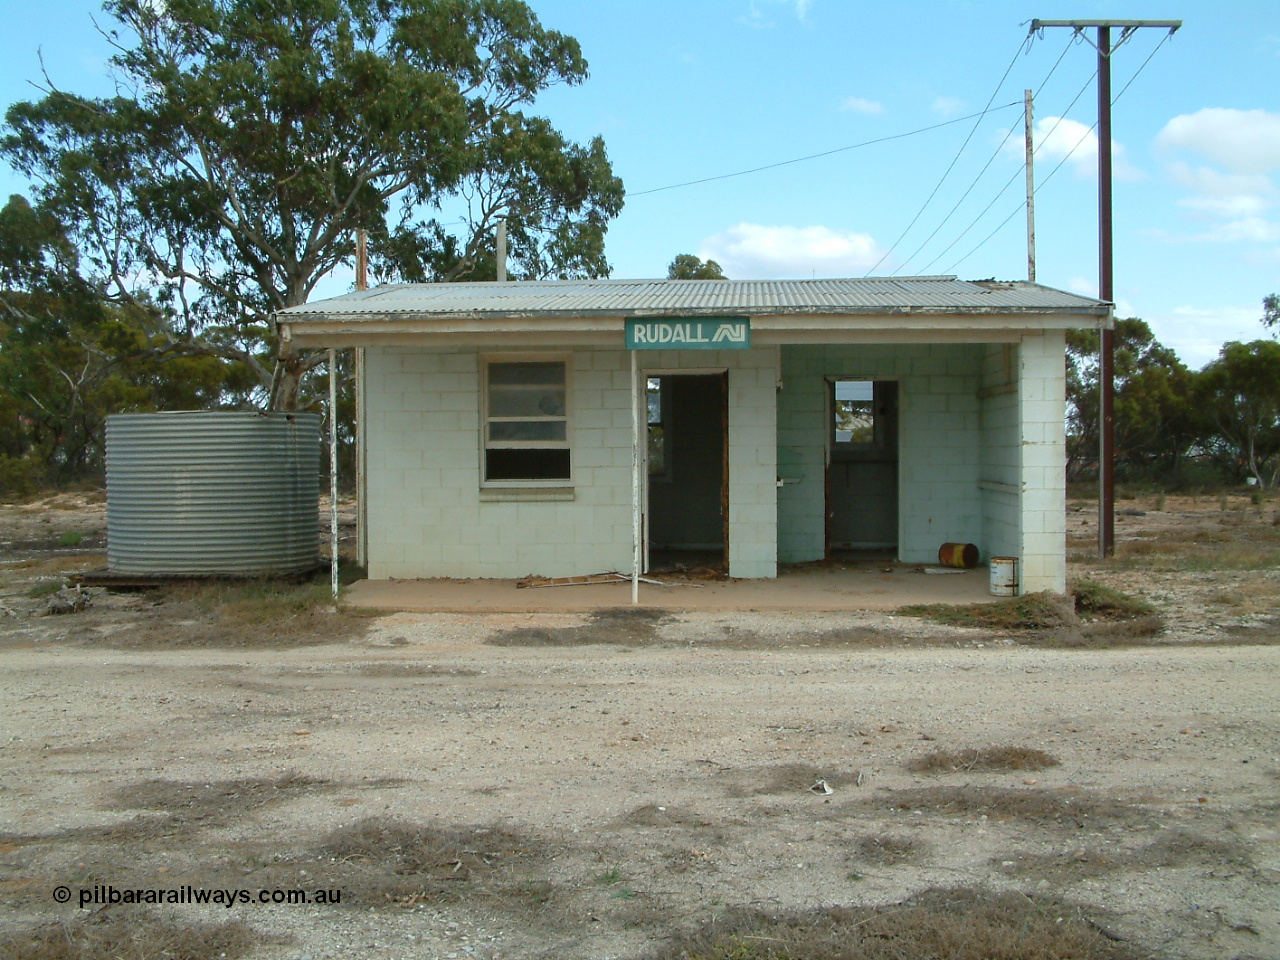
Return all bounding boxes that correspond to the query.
[0,491,1278,960]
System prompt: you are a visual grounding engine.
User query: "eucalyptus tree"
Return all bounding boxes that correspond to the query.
[3,0,624,409]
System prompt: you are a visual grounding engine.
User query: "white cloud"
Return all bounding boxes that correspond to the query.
[1159,161,1277,243]
[737,0,811,28]
[1006,117,1140,181]
[1067,277,1097,298]
[840,96,883,115]
[1148,304,1269,369]
[932,96,964,117]
[700,223,887,278]
[1156,108,1280,175]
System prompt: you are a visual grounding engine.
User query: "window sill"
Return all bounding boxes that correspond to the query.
[479,487,576,502]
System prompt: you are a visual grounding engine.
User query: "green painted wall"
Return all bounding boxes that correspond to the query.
[777,343,985,564]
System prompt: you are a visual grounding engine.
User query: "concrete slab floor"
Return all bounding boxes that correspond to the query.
[344,562,1000,613]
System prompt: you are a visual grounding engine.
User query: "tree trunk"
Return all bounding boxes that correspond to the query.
[271,352,309,411]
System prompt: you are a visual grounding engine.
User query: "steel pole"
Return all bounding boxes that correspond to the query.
[329,347,340,598]
[355,230,367,570]
[1097,26,1115,558]
[630,350,640,605]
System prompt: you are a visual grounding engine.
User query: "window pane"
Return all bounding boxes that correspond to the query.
[489,386,566,417]
[834,380,873,403]
[646,378,662,425]
[489,420,567,443]
[486,448,571,481]
[834,381,875,444]
[648,425,665,475]
[489,361,565,387]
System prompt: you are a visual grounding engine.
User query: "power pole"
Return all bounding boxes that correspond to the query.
[1024,89,1036,283]
[1028,19,1180,559]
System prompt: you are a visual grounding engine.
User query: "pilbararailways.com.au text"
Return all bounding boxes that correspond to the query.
[62,885,342,909]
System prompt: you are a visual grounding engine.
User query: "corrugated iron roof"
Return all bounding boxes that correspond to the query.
[277,276,1110,321]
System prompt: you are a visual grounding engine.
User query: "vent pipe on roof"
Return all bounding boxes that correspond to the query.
[356,228,368,291]
[496,219,507,282]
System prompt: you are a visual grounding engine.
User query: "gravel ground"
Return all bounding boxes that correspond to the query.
[0,491,1278,960]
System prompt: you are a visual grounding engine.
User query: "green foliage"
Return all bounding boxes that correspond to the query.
[668,254,727,280]
[1196,339,1280,489]
[1263,293,1278,332]
[1065,318,1202,483]
[0,195,246,488]
[0,454,45,498]
[3,0,624,409]
[1071,579,1154,619]
[897,592,1075,631]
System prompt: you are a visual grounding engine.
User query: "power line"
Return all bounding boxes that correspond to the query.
[944,123,1094,274]
[917,69,1098,274]
[625,103,1021,199]
[1113,29,1175,103]
[864,33,1032,276]
[942,30,1173,275]
[892,35,1078,276]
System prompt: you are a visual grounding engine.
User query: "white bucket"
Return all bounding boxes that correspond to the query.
[989,557,1018,597]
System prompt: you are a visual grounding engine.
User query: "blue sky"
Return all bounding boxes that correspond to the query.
[2,0,1278,368]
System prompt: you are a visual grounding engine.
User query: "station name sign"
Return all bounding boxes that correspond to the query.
[625,317,751,350]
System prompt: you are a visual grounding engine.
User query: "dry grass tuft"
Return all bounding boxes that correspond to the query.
[488,607,671,646]
[0,908,255,960]
[86,773,332,841]
[1071,579,1155,619]
[648,887,1141,960]
[722,763,863,797]
[898,591,1076,631]
[853,834,925,865]
[354,662,481,678]
[867,786,1141,827]
[907,746,1060,774]
[996,829,1252,881]
[112,772,327,816]
[622,804,709,828]
[77,579,379,648]
[898,584,1167,647]
[317,817,553,910]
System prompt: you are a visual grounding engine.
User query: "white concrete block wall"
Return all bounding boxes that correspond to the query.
[363,345,779,580]
[1017,331,1067,593]
[979,343,1021,563]
[777,344,984,564]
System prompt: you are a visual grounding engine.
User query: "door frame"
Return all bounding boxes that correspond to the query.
[641,367,730,571]
[823,376,902,557]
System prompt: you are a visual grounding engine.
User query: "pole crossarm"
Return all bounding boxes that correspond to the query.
[1029,20,1181,30]
[1030,20,1180,57]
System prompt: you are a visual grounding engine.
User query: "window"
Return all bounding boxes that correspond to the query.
[483,358,570,482]
[647,377,666,476]
[833,380,877,445]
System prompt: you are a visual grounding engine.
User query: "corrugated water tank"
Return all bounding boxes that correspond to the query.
[106,411,321,575]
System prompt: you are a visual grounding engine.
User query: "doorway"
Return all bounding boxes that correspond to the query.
[826,379,899,557]
[646,373,728,571]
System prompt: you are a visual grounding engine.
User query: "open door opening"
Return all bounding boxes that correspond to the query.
[646,373,728,572]
[826,379,899,559]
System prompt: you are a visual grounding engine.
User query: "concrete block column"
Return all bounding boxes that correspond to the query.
[728,353,779,578]
[1018,332,1067,593]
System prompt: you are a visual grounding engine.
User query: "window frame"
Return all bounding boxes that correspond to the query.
[480,353,573,488]
[646,376,672,482]
[831,378,885,450]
